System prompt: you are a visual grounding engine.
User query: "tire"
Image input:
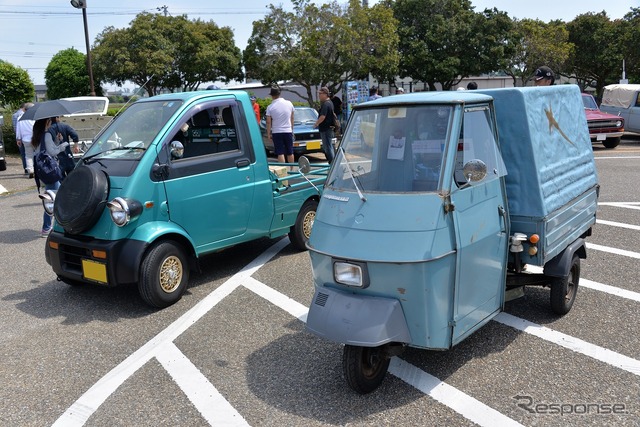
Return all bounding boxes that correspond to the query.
[288,199,318,251]
[138,241,189,308]
[54,166,109,234]
[550,255,580,315]
[0,159,6,172]
[343,345,390,394]
[602,137,620,149]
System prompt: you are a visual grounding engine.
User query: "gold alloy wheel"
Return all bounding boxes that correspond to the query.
[159,255,183,293]
[302,210,316,239]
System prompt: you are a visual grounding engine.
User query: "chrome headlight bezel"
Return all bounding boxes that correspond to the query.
[38,189,57,215]
[333,260,370,288]
[107,197,142,227]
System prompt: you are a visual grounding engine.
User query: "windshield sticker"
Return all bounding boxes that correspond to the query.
[388,107,407,118]
[388,136,406,160]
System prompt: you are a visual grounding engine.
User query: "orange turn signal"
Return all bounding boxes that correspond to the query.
[529,234,540,244]
[92,250,107,259]
[49,241,59,250]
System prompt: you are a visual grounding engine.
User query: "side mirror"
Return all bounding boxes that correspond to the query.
[462,159,487,183]
[170,141,184,160]
[298,156,311,174]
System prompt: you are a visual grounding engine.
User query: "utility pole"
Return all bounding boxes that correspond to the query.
[157,5,169,16]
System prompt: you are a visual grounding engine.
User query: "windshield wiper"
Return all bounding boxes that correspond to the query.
[338,146,367,202]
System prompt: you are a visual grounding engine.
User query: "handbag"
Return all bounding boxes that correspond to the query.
[35,140,64,185]
[332,112,341,133]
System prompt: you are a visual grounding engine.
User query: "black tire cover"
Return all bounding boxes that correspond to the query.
[54,165,109,234]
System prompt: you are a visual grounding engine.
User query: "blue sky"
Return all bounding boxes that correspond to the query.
[0,1,635,87]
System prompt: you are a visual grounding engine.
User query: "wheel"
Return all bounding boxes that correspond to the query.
[54,166,109,234]
[138,241,189,308]
[550,255,580,314]
[0,159,6,171]
[602,137,620,149]
[288,199,318,251]
[343,345,390,394]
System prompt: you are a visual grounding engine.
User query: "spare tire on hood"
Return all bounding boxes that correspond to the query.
[54,166,109,234]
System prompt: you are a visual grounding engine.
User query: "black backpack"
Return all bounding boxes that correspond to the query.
[34,140,63,185]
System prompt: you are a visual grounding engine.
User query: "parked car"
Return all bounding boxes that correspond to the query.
[600,84,640,135]
[0,115,6,171]
[582,93,625,148]
[260,107,324,156]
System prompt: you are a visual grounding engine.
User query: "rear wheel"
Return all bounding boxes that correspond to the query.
[288,199,318,251]
[550,255,579,314]
[0,159,6,171]
[602,137,620,149]
[343,345,390,394]
[139,241,189,308]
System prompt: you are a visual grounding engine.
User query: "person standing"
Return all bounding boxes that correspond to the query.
[314,86,336,163]
[49,116,79,178]
[368,86,382,101]
[32,117,69,237]
[15,103,35,178]
[265,86,295,164]
[534,66,555,86]
[12,103,29,173]
[250,96,261,123]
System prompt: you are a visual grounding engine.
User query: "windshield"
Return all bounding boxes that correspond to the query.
[294,108,318,124]
[328,105,452,193]
[582,94,598,110]
[83,100,183,160]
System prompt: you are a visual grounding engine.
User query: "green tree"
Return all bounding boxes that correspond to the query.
[0,60,34,109]
[392,0,512,91]
[566,12,626,98]
[92,12,242,96]
[620,8,640,83]
[45,48,96,99]
[243,0,398,106]
[502,19,573,87]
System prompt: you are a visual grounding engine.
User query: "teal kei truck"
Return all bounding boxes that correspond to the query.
[42,90,328,308]
[305,85,599,393]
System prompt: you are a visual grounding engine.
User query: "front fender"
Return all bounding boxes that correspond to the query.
[128,220,196,252]
[306,287,411,346]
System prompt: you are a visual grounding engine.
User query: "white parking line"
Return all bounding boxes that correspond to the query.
[389,359,524,427]
[156,342,249,426]
[598,202,640,211]
[587,242,640,259]
[494,313,640,376]
[52,238,289,427]
[597,219,640,231]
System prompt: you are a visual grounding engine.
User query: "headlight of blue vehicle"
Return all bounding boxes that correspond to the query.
[333,260,370,288]
[107,197,142,227]
[38,190,57,215]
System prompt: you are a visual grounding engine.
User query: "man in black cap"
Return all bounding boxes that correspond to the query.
[534,66,555,86]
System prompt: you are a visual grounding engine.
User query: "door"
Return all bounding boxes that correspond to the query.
[161,100,256,252]
[450,105,509,344]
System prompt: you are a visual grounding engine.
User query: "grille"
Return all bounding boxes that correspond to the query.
[314,292,329,307]
[58,243,92,275]
[588,120,622,131]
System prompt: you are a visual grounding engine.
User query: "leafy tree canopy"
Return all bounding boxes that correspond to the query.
[0,60,34,109]
[45,48,101,99]
[92,12,243,96]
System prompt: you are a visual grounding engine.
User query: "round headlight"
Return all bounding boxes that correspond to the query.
[616,120,622,128]
[107,197,143,227]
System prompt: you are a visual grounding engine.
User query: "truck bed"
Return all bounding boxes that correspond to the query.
[478,86,598,264]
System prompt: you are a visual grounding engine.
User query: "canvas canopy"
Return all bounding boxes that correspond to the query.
[601,84,640,109]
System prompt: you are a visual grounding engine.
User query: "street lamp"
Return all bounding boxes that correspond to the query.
[70,0,96,96]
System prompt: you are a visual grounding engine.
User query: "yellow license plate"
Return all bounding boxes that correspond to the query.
[306,140,322,150]
[82,259,108,284]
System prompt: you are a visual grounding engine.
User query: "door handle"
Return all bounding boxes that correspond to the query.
[498,205,507,233]
[236,158,250,168]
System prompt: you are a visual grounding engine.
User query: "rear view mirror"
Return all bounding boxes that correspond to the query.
[170,141,184,159]
[463,159,487,183]
[298,156,311,174]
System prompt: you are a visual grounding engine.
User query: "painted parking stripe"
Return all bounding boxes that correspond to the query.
[587,242,640,259]
[494,313,640,376]
[156,342,249,426]
[52,238,289,427]
[244,277,524,427]
[597,219,640,231]
[598,202,640,211]
[528,265,640,303]
[389,359,524,427]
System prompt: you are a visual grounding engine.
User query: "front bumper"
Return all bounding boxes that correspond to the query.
[45,231,148,286]
[589,131,624,141]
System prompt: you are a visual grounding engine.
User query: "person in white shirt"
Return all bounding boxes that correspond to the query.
[15,103,35,178]
[12,103,29,173]
[265,86,295,164]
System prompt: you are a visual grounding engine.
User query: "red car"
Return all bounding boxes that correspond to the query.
[582,93,625,148]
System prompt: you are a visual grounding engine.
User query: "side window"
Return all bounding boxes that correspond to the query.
[635,93,640,108]
[454,106,506,187]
